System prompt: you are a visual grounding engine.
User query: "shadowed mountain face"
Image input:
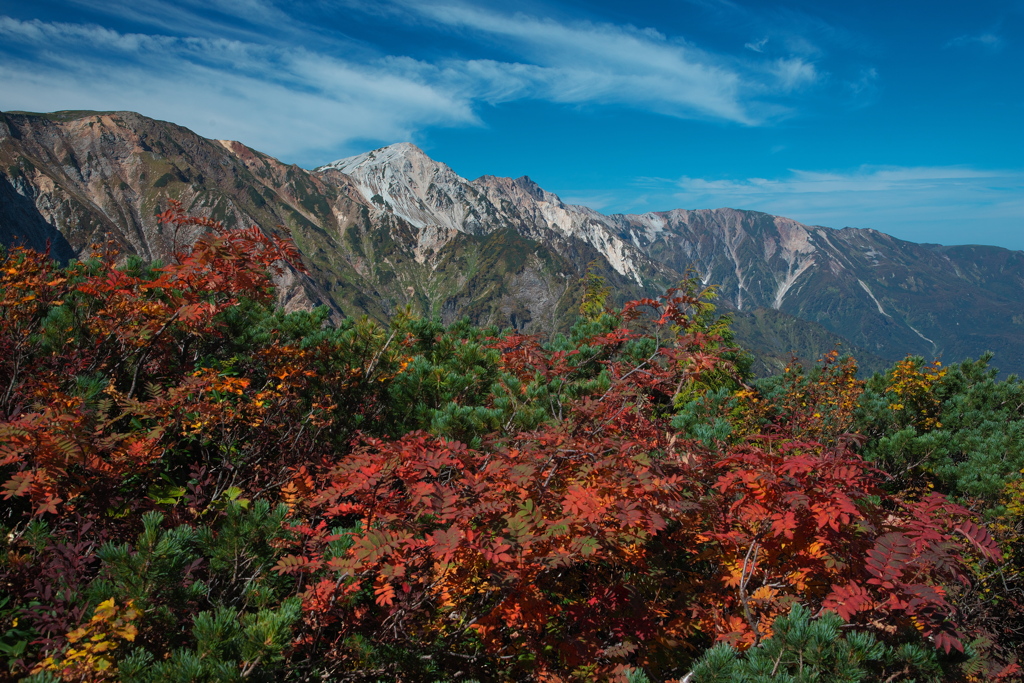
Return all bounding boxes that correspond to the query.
[3,110,1022,375]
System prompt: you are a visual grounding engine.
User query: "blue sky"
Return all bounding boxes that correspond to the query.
[1,0,1021,248]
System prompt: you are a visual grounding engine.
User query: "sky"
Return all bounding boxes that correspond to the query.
[1,0,1022,249]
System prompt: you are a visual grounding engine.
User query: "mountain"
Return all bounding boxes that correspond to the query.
[604,209,1024,373]
[2,110,1022,375]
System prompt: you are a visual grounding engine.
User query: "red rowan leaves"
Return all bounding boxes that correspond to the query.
[955,520,1002,562]
[865,533,915,589]
[824,581,873,621]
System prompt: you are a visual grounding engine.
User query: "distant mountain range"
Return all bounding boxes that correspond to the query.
[3,110,1023,375]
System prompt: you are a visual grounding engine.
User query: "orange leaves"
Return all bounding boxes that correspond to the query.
[811,494,856,532]
[0,201,324,521]
[758,351,864,444]
[769,510,798,540]
[0,247,80,417]
[157,199,306,278]
[429,525,464,563]
[58,199,308,391]
[281,466,315,513]
[287,424,691,674]
[1,470,36,498]
[0,401,163,515]
[479,539,515,564]
[270,303,1001,677]
[350,529,413,565]
[698,413,992,653]
[3,210,1004,681]
[373,577,396,606]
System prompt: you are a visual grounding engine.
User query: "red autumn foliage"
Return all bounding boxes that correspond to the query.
[0,204,1012,681]
[273,293,1001,679]
[0,201,305,517]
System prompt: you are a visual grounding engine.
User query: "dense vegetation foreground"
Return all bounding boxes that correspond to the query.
[1,204,1023,682]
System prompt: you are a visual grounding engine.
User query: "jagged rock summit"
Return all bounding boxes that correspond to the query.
[321,143,652,283]
[320,143,471,233]
[3,110,1024,375]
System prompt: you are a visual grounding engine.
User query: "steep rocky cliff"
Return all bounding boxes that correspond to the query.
[3,110,1022,375]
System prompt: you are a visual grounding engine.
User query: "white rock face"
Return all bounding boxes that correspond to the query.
[320,144,650,283]
[769,217,817,309]
[321,143,469,231]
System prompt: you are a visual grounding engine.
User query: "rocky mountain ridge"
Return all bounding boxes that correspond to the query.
[3,110,1023,375]
[319,140,1024,372]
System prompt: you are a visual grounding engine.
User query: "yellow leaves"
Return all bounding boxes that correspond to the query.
[281,481,302,512]
[885,358,945,431]
[620,542,645,563]
[787,568,812,592]
[33,598,141,681]
[185,419,209,435]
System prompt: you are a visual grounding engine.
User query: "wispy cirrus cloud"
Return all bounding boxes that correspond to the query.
[847,67,878,96]
[0,16,478,164]
[56,0,303,43]
[745,37,769,53]
[767,57,818,91]
[945,32,1004,50]
[402,3,760,124]
[0,1,842,164]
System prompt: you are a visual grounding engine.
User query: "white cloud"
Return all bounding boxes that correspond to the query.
[768,57,817,91]
[847,67,878,96]
[945,32,1004,50]
[0,17,478,165]
[677,166,1007,198]
[398,3,808,124]
[744,37,768,53]
[0,3,837,162]
[557,191,624,211]
[57,0,293,42]
[0,16,168,50]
